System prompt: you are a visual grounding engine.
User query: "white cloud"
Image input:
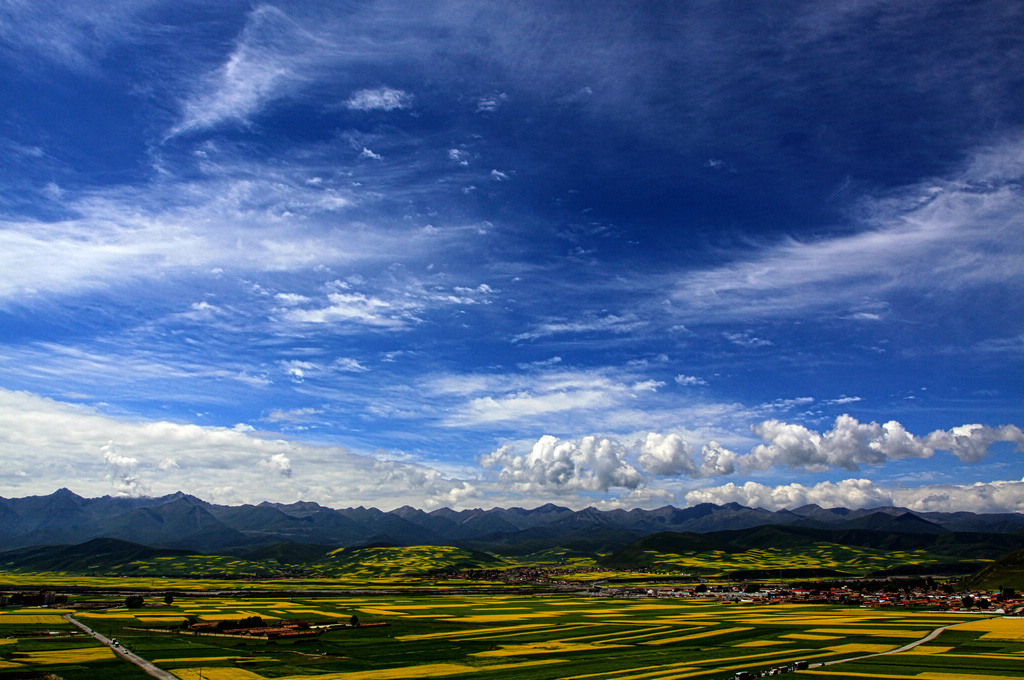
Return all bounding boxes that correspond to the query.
[259,452,292,478]
[0,1,153,74]
[675,374,707,386]
[172,6,320,134]
[282,360,317,381]
[637,433,737,478]
[275,293,311,306]
[481,435,642,493]
[724,332,772,348]
[334,358,369,372]
[436,369,651,428]
[345,87,413,111]
[744,415,1024,472]
[101,441,146,496]
[359,147,383,160]
[476,93,507,112]
[266,407,323,423]
[0,387,468,508]
[0,169,433,305]
[448,149,469,165]
[674,138,1024,321]
[514,314,646,341]
[283,292,417,329]
[280,282,492,332]
[454,390,614,426]
[924,424,1024,463]
[685,478,1024,514]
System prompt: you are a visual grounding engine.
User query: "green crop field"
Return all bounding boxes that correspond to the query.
[0,540,978,593]
[0,607,151,680]
[5,596,1022,680]
[610,544,983,577]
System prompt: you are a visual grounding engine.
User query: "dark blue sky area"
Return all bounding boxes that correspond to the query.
[0,1,1021,510]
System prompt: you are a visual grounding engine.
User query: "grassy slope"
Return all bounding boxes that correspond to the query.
[963,547,1024,591]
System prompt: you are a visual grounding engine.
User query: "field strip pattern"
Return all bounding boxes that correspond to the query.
[4,597,1012,680]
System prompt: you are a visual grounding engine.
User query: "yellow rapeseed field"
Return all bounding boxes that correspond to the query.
[954,617,1024,640]
[643,626,752,645]
[901,645,954,654]
[825,643,894,654]
[471,641,628,657]
[14,647,116,665]
[0,614,69,625]
[808,627,927,638]
[397,622,548,641]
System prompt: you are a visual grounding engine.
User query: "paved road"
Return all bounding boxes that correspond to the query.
[809,618,977,670]
[64,613,179,680]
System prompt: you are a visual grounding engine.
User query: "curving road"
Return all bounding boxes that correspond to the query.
[64,613,178,680]
[809,618,978,670]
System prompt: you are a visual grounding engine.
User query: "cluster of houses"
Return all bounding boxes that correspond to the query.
[186,616,322,639]
[599,583,1024,613]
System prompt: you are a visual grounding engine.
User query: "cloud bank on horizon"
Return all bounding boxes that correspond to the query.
[0,1,1022,511]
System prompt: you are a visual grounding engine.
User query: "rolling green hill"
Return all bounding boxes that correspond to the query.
[963,547,1024,591]
[599,525,1024,576]
[0,537,197,573]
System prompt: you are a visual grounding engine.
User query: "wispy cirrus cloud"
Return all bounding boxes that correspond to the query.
[171,5,324,135]
[513,314,646,341]
[0,170,412,304]
[673,139,1024,322]
[0,0,158,74]
[276,280,493,331]
[429,367,665,428]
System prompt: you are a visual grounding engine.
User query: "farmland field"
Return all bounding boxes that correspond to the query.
[0,606,151,679]
[6,596,1022,680]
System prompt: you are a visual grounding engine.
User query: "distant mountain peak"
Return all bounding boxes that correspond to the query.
[0,492,1021,555]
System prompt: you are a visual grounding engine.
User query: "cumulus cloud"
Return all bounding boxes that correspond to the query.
[345,87,413,111]
[685,478,1024,514]
[744,415,1024,472]
[259,452,292,477]
[481,435,642,493]
[0,388,469,508]
[101,442,146,496]
[637,433,737,478]
[924,424,1024,463]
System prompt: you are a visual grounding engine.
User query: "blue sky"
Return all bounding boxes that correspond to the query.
[1,1,1023,511]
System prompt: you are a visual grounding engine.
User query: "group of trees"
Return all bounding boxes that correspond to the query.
[124,592,174,608]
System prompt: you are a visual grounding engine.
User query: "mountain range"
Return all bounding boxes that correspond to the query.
[2,489,1024,555]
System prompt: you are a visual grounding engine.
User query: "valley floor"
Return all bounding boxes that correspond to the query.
[2,594,1023,680]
